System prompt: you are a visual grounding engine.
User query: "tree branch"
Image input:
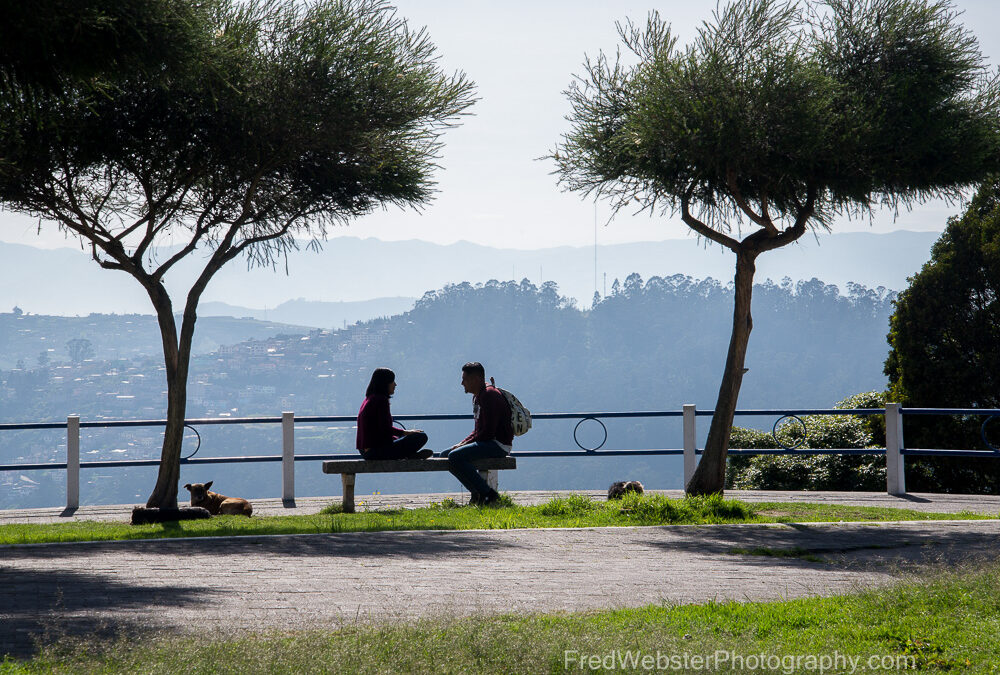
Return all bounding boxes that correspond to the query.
[228,215,300,261]
[90,240,126,270]
[56,162,115,241]
[727,167,777,234]
[681,191,740,252]
[756,185,817,253]
[150,214,225,282]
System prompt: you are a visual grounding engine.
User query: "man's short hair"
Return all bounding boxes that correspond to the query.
[462,361,485,378]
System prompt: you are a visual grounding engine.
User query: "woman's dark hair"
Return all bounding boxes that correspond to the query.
[366,367,395,398]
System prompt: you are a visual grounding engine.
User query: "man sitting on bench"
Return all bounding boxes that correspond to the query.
[440,361,512,506]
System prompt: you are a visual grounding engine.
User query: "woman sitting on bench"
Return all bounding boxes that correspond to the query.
[356,367,432,460]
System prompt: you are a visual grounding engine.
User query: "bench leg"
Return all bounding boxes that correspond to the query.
[478,469,498,491]
[342,473,356,514]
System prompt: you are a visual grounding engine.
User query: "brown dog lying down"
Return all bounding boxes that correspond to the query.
[183,481,253,516]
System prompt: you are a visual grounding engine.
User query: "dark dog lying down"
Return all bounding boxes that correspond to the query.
[607,480,644,500]
[183,481,253,516]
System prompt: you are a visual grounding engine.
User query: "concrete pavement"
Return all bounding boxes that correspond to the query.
[2,490,999,658]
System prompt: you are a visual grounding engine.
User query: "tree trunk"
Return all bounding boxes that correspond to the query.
[686,248,758,496]
[145,281,187,509]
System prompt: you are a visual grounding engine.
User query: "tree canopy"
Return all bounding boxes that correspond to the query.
[0,0,212,94]
[553,0,1000,495]
[555,0,1000,227]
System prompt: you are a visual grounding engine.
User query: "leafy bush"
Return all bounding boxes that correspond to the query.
[725,392,886,491]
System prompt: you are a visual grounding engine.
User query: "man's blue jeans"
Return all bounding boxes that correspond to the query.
[441,440,507,497]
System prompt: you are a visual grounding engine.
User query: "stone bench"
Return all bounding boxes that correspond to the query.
[322,456,517,513]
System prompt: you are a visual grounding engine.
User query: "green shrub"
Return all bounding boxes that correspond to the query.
[726,392,886,491]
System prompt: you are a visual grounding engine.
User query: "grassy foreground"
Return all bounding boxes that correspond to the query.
[4,562,999,673]
[0,493,991,546]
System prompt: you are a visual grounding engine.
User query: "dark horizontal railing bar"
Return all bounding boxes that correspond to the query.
[512,449,684,457]
[12,445,995,472]
[78,416,284,428]
[0,448,688,471]
[901,408,1000,416]
[0,417,286,432]
[0,410,687,431]
[704,408,888,417]
[74,456,283,469]
[2,408,891,433]
[9,445,992,472]
[726,448,886,456]
[0,422,70,431]
[0,462,69,471]
[0,454,342,472]
[902,448,1000,457]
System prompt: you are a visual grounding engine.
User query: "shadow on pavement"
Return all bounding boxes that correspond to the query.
[0,567,211,660]
[1,529,525,562]
[637,522,1000,570]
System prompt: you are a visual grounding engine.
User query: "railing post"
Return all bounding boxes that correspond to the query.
[683,404,697,490]
[885,403,906,495]
[66,415,80,510]
[282,411,295,504]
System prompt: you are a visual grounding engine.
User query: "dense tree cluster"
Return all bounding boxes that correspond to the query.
[375,275,895,415]
[885,180,1000,493]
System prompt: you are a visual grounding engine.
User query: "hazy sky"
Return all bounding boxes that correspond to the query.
[3,0,999,250]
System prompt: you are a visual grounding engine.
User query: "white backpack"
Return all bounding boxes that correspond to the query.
[491,377,532,436]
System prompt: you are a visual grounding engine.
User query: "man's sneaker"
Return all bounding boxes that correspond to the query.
[415,449,434,459]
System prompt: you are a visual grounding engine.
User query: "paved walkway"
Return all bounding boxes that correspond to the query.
[3,489,999,524]
[2,491,999,658]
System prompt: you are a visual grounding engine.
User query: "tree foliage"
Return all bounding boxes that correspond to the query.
[0,0,211,94]
[726,391,887,490]
[0,0,475,508]
[885,180,1000,493]
[556,0,999,221]
[553,0,1000,495]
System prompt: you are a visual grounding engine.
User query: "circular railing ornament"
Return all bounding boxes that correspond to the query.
[573,416,608,452]
[772,414,807,451]
[181,424,202,460]
[981,415,1000,453]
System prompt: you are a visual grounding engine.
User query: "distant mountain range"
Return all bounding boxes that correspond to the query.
[0,230,938,317]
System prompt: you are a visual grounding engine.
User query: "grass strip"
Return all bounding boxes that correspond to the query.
[0,493,991,546]
[4,561,998,672]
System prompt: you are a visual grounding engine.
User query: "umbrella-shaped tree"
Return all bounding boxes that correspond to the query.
[0,0,475,509]
[553,0,1000,495]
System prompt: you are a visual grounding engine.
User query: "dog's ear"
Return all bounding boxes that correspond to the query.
[204,480,213,490]
[183,483,191,490]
